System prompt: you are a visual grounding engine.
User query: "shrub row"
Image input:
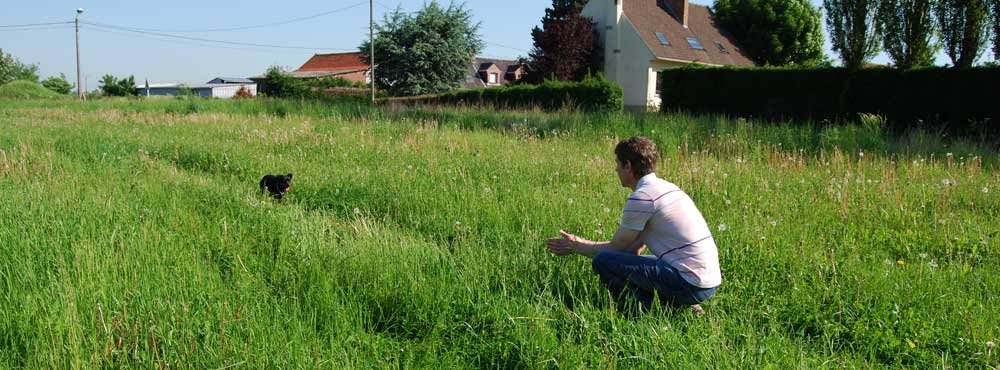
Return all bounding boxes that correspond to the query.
[398,74,623,112]
[659,66,1000,136]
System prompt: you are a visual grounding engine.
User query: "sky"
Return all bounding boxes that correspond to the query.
[1,0,989,88]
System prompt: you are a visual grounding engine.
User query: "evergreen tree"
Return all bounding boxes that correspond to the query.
[714,0,826,66]
[359,1,483,96]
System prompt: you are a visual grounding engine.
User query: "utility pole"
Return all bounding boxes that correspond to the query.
[75,8,85,100]
[370,0,375,104]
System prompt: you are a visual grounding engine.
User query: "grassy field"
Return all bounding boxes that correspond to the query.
[0,98,997,369]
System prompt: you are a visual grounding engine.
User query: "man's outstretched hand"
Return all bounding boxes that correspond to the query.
[546,230,581,256]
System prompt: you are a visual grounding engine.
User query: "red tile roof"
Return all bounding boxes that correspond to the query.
[624,0,754,66]
[296,52,369,72]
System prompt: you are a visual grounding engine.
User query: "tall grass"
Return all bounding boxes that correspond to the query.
[0,98,997,368]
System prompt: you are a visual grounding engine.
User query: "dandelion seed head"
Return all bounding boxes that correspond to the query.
[567,198,574,205]
[769,220,777,227]
[603,207,611,213]
[987,341,996,348]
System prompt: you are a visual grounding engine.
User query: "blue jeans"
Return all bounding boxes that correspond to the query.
[591,250,717,310]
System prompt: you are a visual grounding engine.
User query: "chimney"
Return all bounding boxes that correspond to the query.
[665,0,688,28]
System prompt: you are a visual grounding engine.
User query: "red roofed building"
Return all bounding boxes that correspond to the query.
[292,52,370,84]
[582,0,755,110]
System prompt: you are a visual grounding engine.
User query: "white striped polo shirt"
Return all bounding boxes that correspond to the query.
[621,173,721,288]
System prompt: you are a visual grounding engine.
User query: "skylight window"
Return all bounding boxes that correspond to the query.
[715,41,728,53]
[655,32,671,46]
[686,37,705,50]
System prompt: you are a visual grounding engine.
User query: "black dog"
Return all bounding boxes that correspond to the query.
[259,173,293,201]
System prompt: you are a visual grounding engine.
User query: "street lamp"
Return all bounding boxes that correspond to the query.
[75,8,84,100]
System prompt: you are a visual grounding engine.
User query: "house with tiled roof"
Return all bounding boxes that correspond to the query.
[464,57,525,88]
[292,52,370,84]
[582,0,754,110]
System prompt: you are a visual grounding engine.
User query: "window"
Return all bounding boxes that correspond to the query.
[686,37,705,50]
[655,32,670,46]
[715,41,728,53]
[488,73,498,84]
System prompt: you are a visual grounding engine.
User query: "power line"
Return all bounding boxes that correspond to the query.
[0,25,73,32]
[485,41,529,54]
[81,21,354,51]
[84,2,368,33]
[82,25,327,55]
[0,21,72,28]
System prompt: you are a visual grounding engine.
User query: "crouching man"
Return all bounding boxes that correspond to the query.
[546,137,721,313]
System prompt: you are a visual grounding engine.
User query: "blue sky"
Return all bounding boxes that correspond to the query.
[0,0,986,88]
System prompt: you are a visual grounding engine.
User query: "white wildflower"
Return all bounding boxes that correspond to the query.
[353,207,361,215]
[567,198,574,205]
[919,253,928,259]
[455,220,462,226]
[718,223,728,232]
[927,260,938,269]
[603,207,611,213]
[983,187,989,193]
[724,199,732,206]
[769,220,777,227]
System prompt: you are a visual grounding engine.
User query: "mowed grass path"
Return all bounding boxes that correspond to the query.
[0,99,997,369]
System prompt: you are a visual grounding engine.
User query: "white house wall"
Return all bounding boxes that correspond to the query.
[583,0,661,110]
[618,17,657,110]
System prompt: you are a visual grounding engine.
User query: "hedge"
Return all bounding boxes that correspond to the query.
[398,74,623,112]
[659,66,1000,136]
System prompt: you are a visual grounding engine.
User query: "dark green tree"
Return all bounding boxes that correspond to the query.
[878,0,939,68]
[525,2,601,83]
[936,0,990,67]
[0,48,40,84]
[713,0,826,66]
[99,75,137,97]
[41,73,73,95]
[359,1,483,96]
[825,0,883,69]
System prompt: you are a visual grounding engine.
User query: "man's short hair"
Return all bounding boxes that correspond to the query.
[615,136,659,178]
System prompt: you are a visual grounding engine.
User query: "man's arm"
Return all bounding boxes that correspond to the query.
[546,226,643,259]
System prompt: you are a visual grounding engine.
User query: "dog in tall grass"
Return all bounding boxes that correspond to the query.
[260,173,293,201]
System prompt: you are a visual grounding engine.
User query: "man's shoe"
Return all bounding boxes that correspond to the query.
[689,304,705,317]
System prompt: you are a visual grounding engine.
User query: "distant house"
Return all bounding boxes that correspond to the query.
[250,52,371,93]
[139,78,257,98]
[582,0,754,110]
[292,52,370,84]
[464,58,525,88]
